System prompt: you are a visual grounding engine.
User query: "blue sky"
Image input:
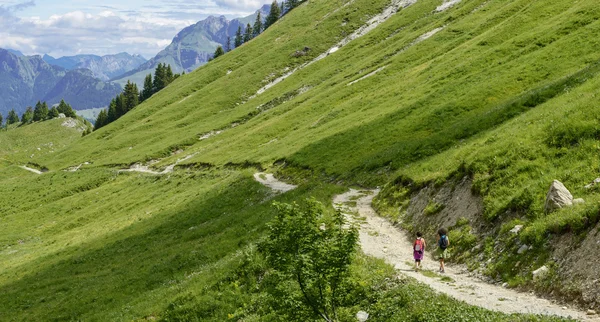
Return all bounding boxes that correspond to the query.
[0,0,271,58]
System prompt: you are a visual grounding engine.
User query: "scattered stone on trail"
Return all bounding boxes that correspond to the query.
[573,198,585,205]
[517,245,529,254]
[502,283,508,288]
[544,180,573,213]
[533,266,549,281]
[510,225,523,234]
[584,178,600,189]
[588,309,597,315]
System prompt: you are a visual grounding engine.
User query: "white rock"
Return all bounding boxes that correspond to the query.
[510,225,523,234]
[356,311,369,322]
[588,309,597,315]
[58,113,66,118]
[517,245,529,254]
[533,265,549,281]
[328,47,339,55]
[573,198,585,205]
[502,283,508,288]
[544,180,573,213]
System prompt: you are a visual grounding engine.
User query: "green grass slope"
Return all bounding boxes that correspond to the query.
[2,0,600,319]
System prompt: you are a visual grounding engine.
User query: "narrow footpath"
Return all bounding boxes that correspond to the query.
[254,173,599,321]
[333,189,597,321]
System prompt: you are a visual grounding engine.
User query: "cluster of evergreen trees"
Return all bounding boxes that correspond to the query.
[213,0,305,59]
[95,64,180,130]
[0,100,76,128]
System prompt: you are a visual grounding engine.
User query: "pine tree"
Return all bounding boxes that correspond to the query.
[165,65,174,85]
[243,23,253,43]
[225,36,232,52]
[115,94,126,118]
[41,102,49,119]
[153,63,166,93]
[234,26,243,48]
[281,0,286,15]
[253,12,263,37]
[141,74,153,101]
[7,109,19,125]
[33,101,43,122]
[94,109,108,130]
[0,112,3,127]
[48,106,59,119]
[33,101,49,122]
[213,46,225,59]
[57,100,76,118]
[21,107,33,124]
[265,1,281,29]
[107,99,118,123]
[123,81,139,113]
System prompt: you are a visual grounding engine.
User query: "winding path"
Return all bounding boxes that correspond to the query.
[333,189,596,321]
[253,173,598,321]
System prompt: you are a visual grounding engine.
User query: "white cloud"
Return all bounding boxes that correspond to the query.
[214,0,270,11]
[0,9,192,57]
[0,0,271,58]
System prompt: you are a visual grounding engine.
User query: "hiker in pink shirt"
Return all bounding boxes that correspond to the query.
[413,231,426,271]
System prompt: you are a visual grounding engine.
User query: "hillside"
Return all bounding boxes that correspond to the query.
[0,49,122,115]
[112,5,270,86]
[43,52,147,81]
[1,0,600,320]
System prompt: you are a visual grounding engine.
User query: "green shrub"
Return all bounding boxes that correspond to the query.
[423,199,445,216]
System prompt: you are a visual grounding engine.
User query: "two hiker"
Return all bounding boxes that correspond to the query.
[413,228,450,273]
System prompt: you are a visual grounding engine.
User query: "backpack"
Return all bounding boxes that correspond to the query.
[439,235,448,250]
[414,238,424,252]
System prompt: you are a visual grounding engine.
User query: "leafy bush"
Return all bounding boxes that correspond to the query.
[260,199,359,322]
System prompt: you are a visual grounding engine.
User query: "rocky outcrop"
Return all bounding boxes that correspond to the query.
[533,265,549,281]
[544,180,573,213]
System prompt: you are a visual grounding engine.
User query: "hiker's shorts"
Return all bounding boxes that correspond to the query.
[436,248,449,260]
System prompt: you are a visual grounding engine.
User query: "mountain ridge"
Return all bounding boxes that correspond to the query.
[43,52,147,81]
[0,49,122,115]
[111,5,271,86]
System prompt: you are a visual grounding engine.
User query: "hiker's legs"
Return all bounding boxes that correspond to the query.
[439,258,445,272]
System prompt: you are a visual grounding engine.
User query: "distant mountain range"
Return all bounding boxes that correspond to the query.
[0,49,122,116]
[112,5,271,86]
[0,4,271,116]
[43,53,147,81]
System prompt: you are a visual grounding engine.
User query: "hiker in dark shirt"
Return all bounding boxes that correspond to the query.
[436,228,450,273]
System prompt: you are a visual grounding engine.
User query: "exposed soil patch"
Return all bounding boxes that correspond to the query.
[253,173,297,193]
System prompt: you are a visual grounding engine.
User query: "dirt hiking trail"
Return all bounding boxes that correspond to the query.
[254,173,599,321]
[334,189,598,321]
